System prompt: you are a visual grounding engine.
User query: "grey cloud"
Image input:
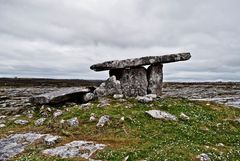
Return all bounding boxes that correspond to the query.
[0,0,239,81]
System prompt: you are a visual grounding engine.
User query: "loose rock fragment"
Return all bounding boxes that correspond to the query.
[96,115,110,127]
[53,110,63,118]
[66,117,79,127]
[35,118,47,126]
[44,135,61,146]
[179,112,190,121]
[14,119,29,125]
[113,94,124,99]
[83,92,95,102]
[196,153,211,161]
[89,113,97,121]
[145,110,177,121]
[0,124,6,128]
[136,96,153,103]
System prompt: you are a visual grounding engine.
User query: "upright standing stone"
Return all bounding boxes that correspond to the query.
[147,64,163,95]
[110,67,148,97]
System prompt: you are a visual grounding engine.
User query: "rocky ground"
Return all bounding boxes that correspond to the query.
[0,82,239,160]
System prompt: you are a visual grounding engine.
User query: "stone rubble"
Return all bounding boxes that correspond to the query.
[179,112,190,121]
[53,110,63,118]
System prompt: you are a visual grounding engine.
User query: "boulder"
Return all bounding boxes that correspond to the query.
[145,110,177,121]
[66,117,79,127]
[90,52,191,71]
[96,115,110,127]
[147,64,163,95]
[43,135,61,146]
[94,76,122,97]
[30,87,91,105]
[110,67,148,97]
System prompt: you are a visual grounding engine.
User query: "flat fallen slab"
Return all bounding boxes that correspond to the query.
[30,87,91,105]
[90,52,191,71]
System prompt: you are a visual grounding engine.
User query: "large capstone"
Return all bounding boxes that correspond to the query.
[94,76,122,97]
[147,64,163,95]
[90,52,191,71]
[110,67,148,97]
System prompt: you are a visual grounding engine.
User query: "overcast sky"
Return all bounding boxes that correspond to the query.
[0,0,239,81]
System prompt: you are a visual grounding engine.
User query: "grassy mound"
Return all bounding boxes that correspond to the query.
[1,97,240,161]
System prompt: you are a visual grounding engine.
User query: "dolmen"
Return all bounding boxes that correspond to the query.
[91,52,191,97]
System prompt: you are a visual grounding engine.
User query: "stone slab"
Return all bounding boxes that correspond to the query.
[30,87,91,105]
[90,52,191,71]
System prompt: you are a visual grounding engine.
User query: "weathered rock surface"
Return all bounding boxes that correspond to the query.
[42,140,105,159]
[90,53,191,71]
[110,67,148,97]
[0,133,44,161]
[145,110,177,121]
[136,96,153,103]
[94,76,122,97]
[147,64,163,95]
[30,87,91,105]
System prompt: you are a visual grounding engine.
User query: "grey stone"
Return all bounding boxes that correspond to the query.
[0,133,44,161]
[30,87,91,105]
[136,96,153,103]
[0,124,6,128]
[42,140,105,159]
[83,93,95,102]
[94,76,122,97]
[66,117,79,127]
[196,153,211,161]
[53,110,63,118]
[44,135,61,146]
[147,64,163,95]
[35,118,47,126]
[113,94,124,99]
[89,113,97,121]
[90,53,191,71]
[14,119,29,125]
[110,67,148,97]
[96,115,110,127]
[179,112,190,121]
[145,110,177,121]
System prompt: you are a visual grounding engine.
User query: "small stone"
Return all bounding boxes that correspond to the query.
[145,94,157,99]
[206,103,210,106]
[60,119,65,124]
[113,94,124,99]
[66,117,79,127]
[27,113,33,119]
[44,135,61,146]
[136,96,153,103]
[0,115,7,119]
[196,153,211,161]
[89,113,97,121]
[97,115,110,127]
[145,110,177,121]
[216,143,224,147]
[124,155,129,161]
[0,124,6,128]
[35,118,47,126]
[14,119,29,125]
[120,116,125,122]
[179,112,190,121]
[80,103,92,109]
[53,110,63,118]
[47,107,52,112]
[83,93,95,102]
